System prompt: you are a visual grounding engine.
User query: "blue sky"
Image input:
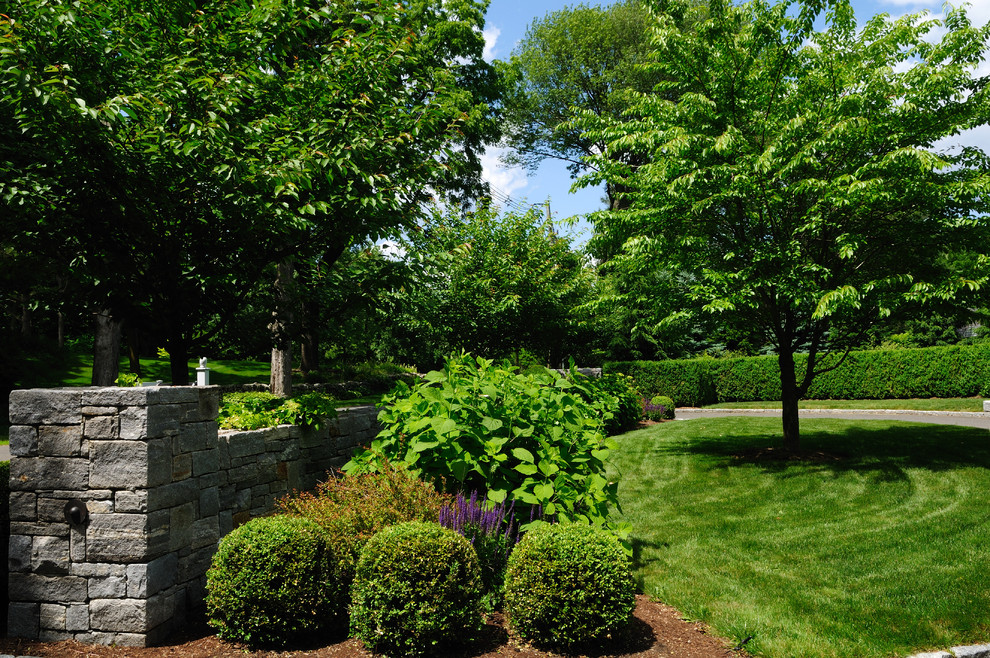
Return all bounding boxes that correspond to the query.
[477,0,990,244]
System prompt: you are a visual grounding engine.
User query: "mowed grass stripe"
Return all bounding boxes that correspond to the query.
[610,417,990,658]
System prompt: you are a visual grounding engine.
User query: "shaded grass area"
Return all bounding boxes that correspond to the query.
[610,417,990,658]
[17,351,270,388]
[706,397,984,412]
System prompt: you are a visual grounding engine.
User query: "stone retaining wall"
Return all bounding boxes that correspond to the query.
[6,387,378,646]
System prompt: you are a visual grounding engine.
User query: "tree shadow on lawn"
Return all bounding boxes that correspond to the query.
[659,420,990,481]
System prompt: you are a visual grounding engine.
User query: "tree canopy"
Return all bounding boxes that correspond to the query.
[1,0,498,384]
[496,0,659,209]
[575,0,990,448]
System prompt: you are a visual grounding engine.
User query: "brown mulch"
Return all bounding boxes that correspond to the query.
[0,596,749,658]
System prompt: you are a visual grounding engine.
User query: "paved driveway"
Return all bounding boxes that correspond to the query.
[676,408,990,429]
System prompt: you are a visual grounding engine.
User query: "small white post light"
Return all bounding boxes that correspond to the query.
[196,357,211,387]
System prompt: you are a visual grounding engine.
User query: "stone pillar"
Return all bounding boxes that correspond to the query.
[7,386,220,647]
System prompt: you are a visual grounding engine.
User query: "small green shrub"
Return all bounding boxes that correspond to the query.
[277,465,448,587]
[350,521,484,656]
[205,515,344,647]
[642,395,675,421]
[345,353,623,532]
[575,372,642,435]
[504,523,636,650]
[218,391,337,430]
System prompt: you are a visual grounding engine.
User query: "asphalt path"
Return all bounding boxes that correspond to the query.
[676,407,990,429]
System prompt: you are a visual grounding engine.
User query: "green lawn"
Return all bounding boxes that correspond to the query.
[18,352,270,388]
[610,417,990,658]
[706,397,984,412]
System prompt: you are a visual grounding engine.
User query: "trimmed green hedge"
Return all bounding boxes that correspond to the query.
[607,343,990,406]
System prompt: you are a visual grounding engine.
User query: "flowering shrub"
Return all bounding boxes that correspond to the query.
[344,354,625,535]
[277,464,447,586]
[439,491,518,609]
[642,395,675,421]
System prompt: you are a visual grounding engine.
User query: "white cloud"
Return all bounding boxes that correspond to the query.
[480,147,528,200]
[483,25,501,61]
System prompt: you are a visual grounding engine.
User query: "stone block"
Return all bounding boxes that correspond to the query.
[32,535,70,575]
[169,502,197,552]
[71,563,125,578]
[89,440,166,489]
[88,574,127,599]
[172,453,192,481]
[9,388,83,425]
[83,405,118,415]
[189,516,219,551]
[9,425,38,457]
[90,598,147,633]
[146,479,198,512]
[148,386,202,405]
[7,602,39,638]
[84,415,118,440]
[39,629,73,642]
[10,521,69,538]
[66,604,89,632]
[9,491,37,522]
[10,457,88,491]
[86,513,169,563]
[228,433,265,459]
[83,387,157,407]
[38,424,84,456]
[127,553,178,598]
[70,525,86,562]
[40,603,66,631]
[116,490,148,513]
[199,486,219,518]
[119,404,179,440]
[178,421,217,453]
[8,534,32,572]
[191,449,219,476]
[178,546,216,584]
[952,646,990,658]
[9,573,87,602]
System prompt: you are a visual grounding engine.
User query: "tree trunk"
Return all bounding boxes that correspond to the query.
[92,310,122,386]
[778,349,801,452]
[300,297,321,374]
[127,326,142,377]
[57,310,65,349]
[20,294,32,340]
[168,333,190,386]
[270,259,295,397]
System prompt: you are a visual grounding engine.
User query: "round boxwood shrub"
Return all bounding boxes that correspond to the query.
[643,395,675,421]
[504,523,636,649]
[205,515,344,647]
[350,521,484,656]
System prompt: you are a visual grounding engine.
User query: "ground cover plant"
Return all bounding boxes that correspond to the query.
[217,392,338,430]
[610,416,990,657]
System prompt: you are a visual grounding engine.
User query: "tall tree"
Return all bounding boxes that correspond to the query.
[575,0,990,449]
[1,0,498,386]
[496,0,659,209]
[397,205,593,367]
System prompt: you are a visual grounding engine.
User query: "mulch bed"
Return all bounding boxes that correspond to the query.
[0,596,749,658]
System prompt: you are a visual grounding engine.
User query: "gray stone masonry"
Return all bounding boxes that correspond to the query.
[8,387,379,647]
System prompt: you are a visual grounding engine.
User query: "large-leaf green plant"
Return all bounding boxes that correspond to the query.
[344,354,623,531]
